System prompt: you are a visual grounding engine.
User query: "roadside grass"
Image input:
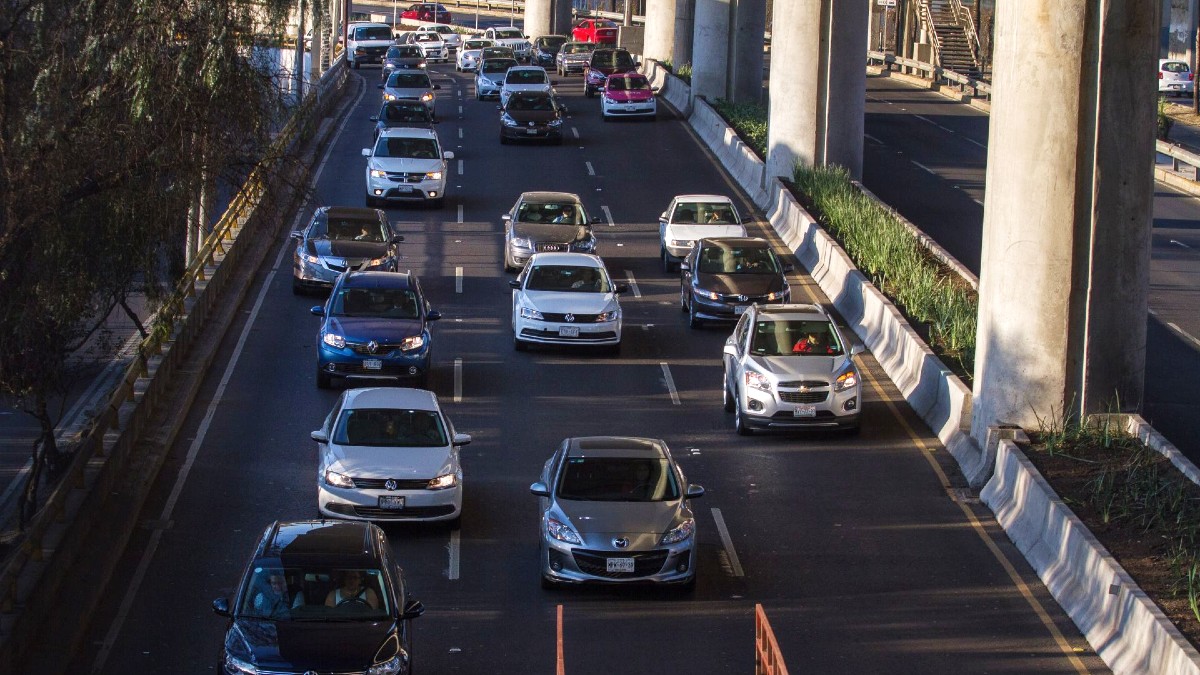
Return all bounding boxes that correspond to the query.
[711,99,768,156]
[659,59,691,84]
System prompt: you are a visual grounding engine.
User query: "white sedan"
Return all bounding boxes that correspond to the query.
[510,252,626,353]
[456,38,495,72]
[313,387,471,523]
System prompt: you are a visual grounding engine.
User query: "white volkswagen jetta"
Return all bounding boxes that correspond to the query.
[313,387,470,523]
[510,252,626,353]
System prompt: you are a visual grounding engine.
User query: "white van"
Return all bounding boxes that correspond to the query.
[347,22,396,69]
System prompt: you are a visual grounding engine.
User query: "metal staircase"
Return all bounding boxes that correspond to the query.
[919,0,984,77]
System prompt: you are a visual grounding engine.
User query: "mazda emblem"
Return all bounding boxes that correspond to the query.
[613,537,629,548]
[565,313,575,322]
[368,340,379,354]
[384,479,397,491]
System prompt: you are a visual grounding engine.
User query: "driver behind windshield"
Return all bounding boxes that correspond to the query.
[325,570,380,609]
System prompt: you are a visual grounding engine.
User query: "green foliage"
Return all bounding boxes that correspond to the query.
[792,165,978,372]
[1159,97,1175,140]
[675,62,692,84]
[711,100,768,157]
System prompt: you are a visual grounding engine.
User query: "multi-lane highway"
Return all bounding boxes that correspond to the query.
[43,60,1112,674]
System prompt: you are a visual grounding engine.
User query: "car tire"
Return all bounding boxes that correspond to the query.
[585,86,594,98]
[430,197,445,209]
[735,398,753,436]
[316,368,332,389]
[366,195,381,208]
[352,60,359,70]
[680,286,689,312]
[661,247,675,273]
[723,376,735,412]
[500,133,509,145]
[514,336,527,351]
[687,298,702,329]
[602,112,611,122]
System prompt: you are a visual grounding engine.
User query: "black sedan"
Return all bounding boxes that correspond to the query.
[291,206,403,294]
[380,44,427,82]
[530,35,568,68]
[212,520,425,675]
[370,100,436,140]
[680,237,793,327]
[498,91,568,145]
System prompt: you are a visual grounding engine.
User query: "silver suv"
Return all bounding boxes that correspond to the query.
[722,303,863,434]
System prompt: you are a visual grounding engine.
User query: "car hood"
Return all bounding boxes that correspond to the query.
[355,39,394,47]
[511,222,589,242]
[591,65,634,76]
[605,89,653,103]
[506,109,560,123]
[385,58,425,68]
[385,87,433,99]
[326,317,424,341]
[666,223,746,241]
[504,83,551,94]
[694,273,785,296]
[748,355,843,381]
[226,618,394,672]
[522,290,618,314]
[556,499,683,540]
[369,156,443,173]
[493,38,527,47]
[328,445,455,479]
[307,239,389,260]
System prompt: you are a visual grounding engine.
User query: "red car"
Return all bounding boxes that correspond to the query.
[572,19,619,45]
[584,48,637,98]
[401,3,452,23]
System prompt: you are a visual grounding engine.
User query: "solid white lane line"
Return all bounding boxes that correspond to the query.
[457,159,464,175]
[1171,239,1194,250]
[454,358,463,403]
[457,204,464,224]
[711,508,745,577]
[864,133,884,145]
[455,267,463,294]
[660,363,680,405]
[600,205,614,226]
[964,137,986,150]
[586,161,595,176]
[973,198,984,206]
[912,160,936,175]
[448,530,461,580]
[1168,322,1200,348]
[90,74,363,675]
[623,271,642,298]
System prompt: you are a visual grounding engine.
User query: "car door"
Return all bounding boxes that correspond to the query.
[725,312,751,396]
[658,198,677,250]
[681,243,699,307]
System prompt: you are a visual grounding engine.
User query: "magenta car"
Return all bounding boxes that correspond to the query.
[600,72,656,121]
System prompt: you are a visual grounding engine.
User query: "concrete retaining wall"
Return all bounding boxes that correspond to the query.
[982,440,1200,674]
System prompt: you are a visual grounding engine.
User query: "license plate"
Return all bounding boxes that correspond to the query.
[363,359,383,370]
[378,496,405,510]
[1171,84,1185,89]
[606,557,635,573]
[734,305,748,315]
[526,128,539,135]
[558,326,580,337]
[794,404,817,418]
[395,185,413,192]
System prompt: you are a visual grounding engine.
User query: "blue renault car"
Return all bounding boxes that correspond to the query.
[312,271,440,389]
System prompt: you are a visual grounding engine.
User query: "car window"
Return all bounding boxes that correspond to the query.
[684,202,736,223]
[239,566,390,620]
[592,50,634,69]
[1163,61,1190,73]
[382,104,428,122]
[597,20,618,29]
[607,76,649,91]
[354,26,393,41]
[525,265,610,293]
[556,457,680,502]
[334,408,447,447]
[331,287,421,318]
[464,40,490,50]
[374,136,439,159]
[414,33,437,42]
[494,28,523,39]
[517,202,583,224]
[388,72,431,88]
[563,43,594,54]
[750,319,843,356]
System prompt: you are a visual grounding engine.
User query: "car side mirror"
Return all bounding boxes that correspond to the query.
[508,279,521,289]
[530,482,550,497]
[369,116,379,122]
[443,151,455,160]
[722,341,738,357]
[496,104,503,111]
[427,309,442,321]
[501,214,512,221]
[391,235,405,244]
[452,433,472,447]
[659,212,668,221]
[402,599,426,620]
[782,263,795,273]
[433,84,441,90]
[361,148,372,157]
[310,429,329,443]
[614,283,629,294]
[590,216,601,224]
[290,231,303,240]
[212,597,231,617]
[310,305,325,317]
[686,484,705,499]
[850,343,865,356]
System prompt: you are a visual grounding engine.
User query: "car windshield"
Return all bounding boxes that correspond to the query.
[430,26,452,34]
[310,217,388,243]
[517,202,584,224]
[508,94,555,111]
[494,28,522,39]
[381,104,429,123]
[608,76,650,91]
[750,319,844,356]
[557,457,680,502]
[482,59,517,74]
[373,136,439,159]
[563,43,594,54]
[414,33,437,42]
[506,69,547,84]
[674,202,736,223]
[539,36,568,50]
[330,287,421,319]
[525,265,610,293]
[334,407,447,447]
[387,72,431,88]
[387,46,422,58]
[238,566,390,621]
[354,26,392,41]
[593,51,634,69]
[697,244,778,274]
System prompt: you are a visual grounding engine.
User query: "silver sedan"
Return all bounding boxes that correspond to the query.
[530,437,703,589]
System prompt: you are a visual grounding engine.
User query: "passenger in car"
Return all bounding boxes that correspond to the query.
[325,570,380,609]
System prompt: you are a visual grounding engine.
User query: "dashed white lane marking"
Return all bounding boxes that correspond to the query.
[660,362,680,405]
[586,161,595,176]
[457,204,464,223]
[455,266,463,293]
[973,198,984,206]
[963,136,987,149]
[454,358,463,403]
[458,128,463,139]
[457,159,464,175]
[864,133,884,145]
[457,105,463,115]
[1168,322,1200,348]
[711,508,745,577]
[1171,239,1194,250]
[600,205,615,226]
[572,127,580,139]
[448,530,461,580]
[623,271,642,298]
[912,160,936,175]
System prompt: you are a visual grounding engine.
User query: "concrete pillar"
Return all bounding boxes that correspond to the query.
[328,0,340,67]
[644,0,677,63]
[691,0,731,101]
[730,0,766,103]
[673,0,695,67]
[311,1,323,80]
[525,0,553,40]
[552,0,574,35]
[971,1,1158,439]
[765,0,868,180]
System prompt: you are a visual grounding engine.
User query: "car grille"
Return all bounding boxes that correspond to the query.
[779,379,828,388]
[535,242,570,252]
[520,329,618,341]
[351,478,432,490]
[572,549,669,579]
[329,363,421,377]
[323,259,368,273]
[540,312,602,323]
[327,503,456,519]
[360,46,388,58]
[348,342,402,355]
[779,390,829,404]
[768,409,837,421]
[385,171,427,183]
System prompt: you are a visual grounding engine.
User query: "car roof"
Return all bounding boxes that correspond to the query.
[699,236,770,248]
[527,252,605,267]
[258,520,383,567]
[672,194,734,204]
[566,436,668,459]
[378,126,438,140]
[754,303,829,321]
[343,386,439,412]
[519,191,584,204]
[341,270,416,289]
[350,21,391,28]
[318,206,384,222]
[508,65,545,72]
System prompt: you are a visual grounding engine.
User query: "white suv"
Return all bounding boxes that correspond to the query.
[362,127,454,208]
[347,22,396,69]
[658,194,747,272]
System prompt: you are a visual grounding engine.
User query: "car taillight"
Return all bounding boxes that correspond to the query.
[1191,73,1195,81]
[1159,72,1164,79]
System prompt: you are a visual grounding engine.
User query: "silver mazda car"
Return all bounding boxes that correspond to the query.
[530,437,704,589]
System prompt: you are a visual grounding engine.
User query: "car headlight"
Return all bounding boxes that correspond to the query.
[546,518,581,544]
[745,370,771,392]
[519,306,544,320]
[223,653,258,675]
[511,236,533,249]
[661,518,695,544]
[604,96,617,104]
[670,239,694,248]
[427,473,457,490]
[501,114,520,127]
[421,92,434,102]
[766,287,789,301]
[367,655,403,675]
[370,167,387,179]
[547,118,563,127]
[299,249,320,265]
[324,469,354,488]
[418,62,427,68]
[322,332,346,349]
[595,309,619,322]
[383,93,397,101]
[698,289,719,301]
[400,335,425,351]
[425,171,443,180]
[834,367,859,392]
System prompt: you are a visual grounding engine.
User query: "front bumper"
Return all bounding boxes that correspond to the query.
[317,342,431,382]
[690,291,788,322]
[500,122,564,142]
[602,99,656,117]
[514,316,621,346]
[319,483,461,521]
[507,242,596,269]
[559,59,588,73]
[740,384,861,430]
[477,80,502,98]
[540,538,695,585]
[366,175,446,203]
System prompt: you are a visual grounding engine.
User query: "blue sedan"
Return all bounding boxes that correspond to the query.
[311,271,440,389]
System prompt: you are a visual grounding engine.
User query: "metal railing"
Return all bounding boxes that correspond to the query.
[755,604,789,675]
[948,0,983,70]
[867,50,991,99]
[915,1,942,69]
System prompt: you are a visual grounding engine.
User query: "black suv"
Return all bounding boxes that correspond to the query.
[213,520,424,675]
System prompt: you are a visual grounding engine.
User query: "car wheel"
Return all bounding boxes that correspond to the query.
[514,336,527,351]
[602,112,611,122]
[429,197,445,209]
[680,285,689,312]
[688,300,703,329]
[735,397,753,436]
[316,368,332,389]
[661,247,676,273]
[723,375,735,412]
[500,133,509,145]
[585,86,594,98]
[366,195,381,208]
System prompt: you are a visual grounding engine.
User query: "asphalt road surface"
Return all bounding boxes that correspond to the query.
[52,63,1110,674]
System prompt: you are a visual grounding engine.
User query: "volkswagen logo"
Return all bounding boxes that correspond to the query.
[384,479,397,491]
[734,295,747,302]
[368,340,380,354]
[528,121,535,127]
[564,313,575,322]
[613,537,629,548]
